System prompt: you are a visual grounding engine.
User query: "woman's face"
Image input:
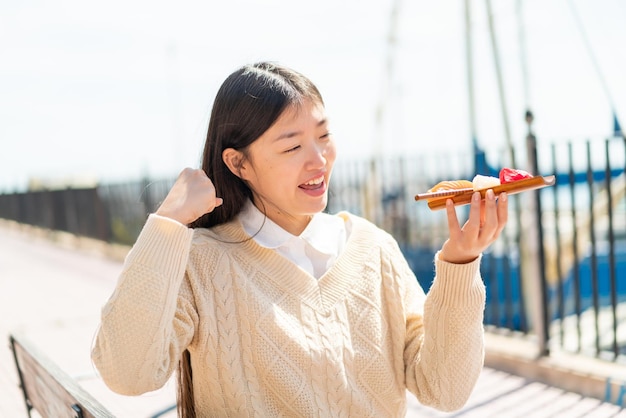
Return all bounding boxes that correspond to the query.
[234,99,336,235]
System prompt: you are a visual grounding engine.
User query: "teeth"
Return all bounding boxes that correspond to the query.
[305,176,323,185]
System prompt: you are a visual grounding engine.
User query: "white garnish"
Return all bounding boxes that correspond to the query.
[472,174,500,190]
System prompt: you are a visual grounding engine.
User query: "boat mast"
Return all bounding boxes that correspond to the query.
[567,0,623,137]
[465,0,478,147]
[486,0,517,168]
[373,0,401,158]
[365,0,401,225]
[517,0,532,118]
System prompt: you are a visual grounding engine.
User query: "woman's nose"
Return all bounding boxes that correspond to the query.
[307,143,327,168]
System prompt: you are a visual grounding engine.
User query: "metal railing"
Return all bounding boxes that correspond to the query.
[1,136,624,363]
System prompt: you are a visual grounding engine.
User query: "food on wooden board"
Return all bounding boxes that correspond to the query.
[429,168,534,194]
[418,168,537,203]
[415,168,553,210]
[428,180,473,192]
[471,174,500,190]
[499,167,533,184]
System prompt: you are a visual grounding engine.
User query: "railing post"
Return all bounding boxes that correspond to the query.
[521,111,550,356]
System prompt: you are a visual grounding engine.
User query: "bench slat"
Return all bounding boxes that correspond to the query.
[10,333,115,418]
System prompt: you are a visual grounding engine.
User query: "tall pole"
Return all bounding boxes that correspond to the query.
[525,112,550,356]
[465,0,477,145]
[366,0,401,225]
[567,0,623,137]
[517,0,532,121]
[373,0,401,157]
[513,0,549,355]
[485,0,516,168]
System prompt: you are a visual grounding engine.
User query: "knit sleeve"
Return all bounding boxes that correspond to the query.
[403,251,485,412]
[91,214,198,395]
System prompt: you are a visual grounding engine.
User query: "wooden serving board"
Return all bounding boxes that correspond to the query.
[415,175,556,211]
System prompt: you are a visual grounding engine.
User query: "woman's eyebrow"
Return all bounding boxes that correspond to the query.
[274,131,301,141]
[274,119,328,141]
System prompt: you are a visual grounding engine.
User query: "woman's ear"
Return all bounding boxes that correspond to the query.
[222,148,246,179]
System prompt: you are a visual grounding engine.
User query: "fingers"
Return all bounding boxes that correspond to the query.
[463,189,508,243]
[478,190,508,242]
[440,189,509,264]
[445,198,461,240]
[481,189,498,232]
[494,192,508,237]
[480,199,486,227]
[463,192,483,237]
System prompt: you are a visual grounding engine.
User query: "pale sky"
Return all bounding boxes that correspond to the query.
[1,0,625,191]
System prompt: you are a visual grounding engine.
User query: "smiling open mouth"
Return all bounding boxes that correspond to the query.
[299,176,324,190]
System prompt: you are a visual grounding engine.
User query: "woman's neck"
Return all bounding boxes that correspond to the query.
[251,199,313,236]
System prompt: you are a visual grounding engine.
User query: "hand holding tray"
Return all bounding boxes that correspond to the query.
[415,175,556,211]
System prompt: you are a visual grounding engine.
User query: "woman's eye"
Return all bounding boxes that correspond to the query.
[285,145,301,153]
[320,132,332,140]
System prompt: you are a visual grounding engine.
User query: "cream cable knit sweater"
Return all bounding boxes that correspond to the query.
[92,212,486,417]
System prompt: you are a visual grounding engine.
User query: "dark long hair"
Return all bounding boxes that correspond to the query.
[177,62,324,417]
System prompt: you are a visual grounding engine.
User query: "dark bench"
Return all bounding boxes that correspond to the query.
[9,332,114,418]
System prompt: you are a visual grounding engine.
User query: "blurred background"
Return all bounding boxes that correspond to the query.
[1,0,625,190]
[2,0,626,338]
[2,1,626,416]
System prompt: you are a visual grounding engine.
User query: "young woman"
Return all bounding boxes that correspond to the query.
[92,62,508,417]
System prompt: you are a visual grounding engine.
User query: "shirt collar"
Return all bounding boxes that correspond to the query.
[238,200,345,256]
[300,211,345,255]
[239,200,291,249]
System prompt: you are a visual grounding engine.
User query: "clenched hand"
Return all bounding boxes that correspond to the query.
[155,168,223,225]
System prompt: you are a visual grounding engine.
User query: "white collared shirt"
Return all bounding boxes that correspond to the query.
[239,200,349,279]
